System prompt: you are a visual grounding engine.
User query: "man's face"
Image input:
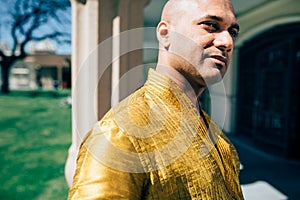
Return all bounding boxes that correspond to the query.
[166,0,239,86]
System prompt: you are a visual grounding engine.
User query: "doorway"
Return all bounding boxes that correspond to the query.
[237,23,300,158]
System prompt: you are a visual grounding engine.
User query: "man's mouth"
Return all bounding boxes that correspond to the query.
[210,55,227,69]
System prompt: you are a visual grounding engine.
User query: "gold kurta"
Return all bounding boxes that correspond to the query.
[68,69,244,200]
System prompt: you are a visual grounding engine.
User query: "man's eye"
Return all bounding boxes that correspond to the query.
[200,22,219,32]
[229,28,239,39]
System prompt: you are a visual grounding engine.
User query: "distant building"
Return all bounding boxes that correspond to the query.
[8,39,71,90]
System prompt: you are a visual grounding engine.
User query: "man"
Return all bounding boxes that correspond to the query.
[68,0,244,199]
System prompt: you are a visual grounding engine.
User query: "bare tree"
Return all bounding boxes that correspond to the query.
[0,0,71,93]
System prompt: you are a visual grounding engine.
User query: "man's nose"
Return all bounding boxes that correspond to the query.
[214,31,234,52]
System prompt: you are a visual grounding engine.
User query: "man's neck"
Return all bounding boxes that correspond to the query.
[156,64,202,113]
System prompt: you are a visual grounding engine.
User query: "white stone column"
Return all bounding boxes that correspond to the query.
[223,48,240,134]
[65,0,101,187]
[118,0,148,101]
[207,48,239,134]
[111,16,121,107]
[65,0,150,187]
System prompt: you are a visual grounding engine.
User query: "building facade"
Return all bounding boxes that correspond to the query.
[66,0,300,186]
[0,39,71,91]
[10,54,71,90]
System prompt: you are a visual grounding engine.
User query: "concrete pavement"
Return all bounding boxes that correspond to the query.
[230,136,300,200]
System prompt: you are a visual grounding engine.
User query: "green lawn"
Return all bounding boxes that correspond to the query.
[0,90,72,200]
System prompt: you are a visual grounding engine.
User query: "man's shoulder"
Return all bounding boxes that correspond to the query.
[83,87,148,145]
[109,86,153,125]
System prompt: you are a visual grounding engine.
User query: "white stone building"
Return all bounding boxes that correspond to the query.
[4,40,71,90]
[66,0,300,188]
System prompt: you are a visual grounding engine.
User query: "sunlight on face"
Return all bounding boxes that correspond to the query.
[158,0,238,86]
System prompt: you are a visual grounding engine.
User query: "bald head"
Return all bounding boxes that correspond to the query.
[161,0,235,24]
[161,0,196,23]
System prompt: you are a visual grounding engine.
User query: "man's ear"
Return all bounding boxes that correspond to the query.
[157,21,170,49]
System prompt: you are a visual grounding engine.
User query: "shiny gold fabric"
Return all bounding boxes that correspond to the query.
[68,69,244,200]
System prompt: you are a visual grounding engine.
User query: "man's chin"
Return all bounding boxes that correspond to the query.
[202,74,223,85]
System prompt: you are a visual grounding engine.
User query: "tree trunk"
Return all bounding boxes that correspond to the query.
[1,63,10,94]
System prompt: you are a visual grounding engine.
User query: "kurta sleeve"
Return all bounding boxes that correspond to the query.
[68,115,149,200]
[68,144,147,200]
